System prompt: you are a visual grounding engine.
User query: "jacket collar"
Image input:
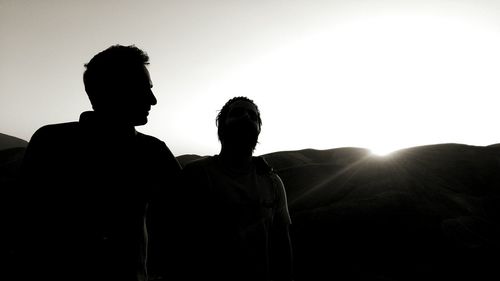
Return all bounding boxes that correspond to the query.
[79,111,138,138]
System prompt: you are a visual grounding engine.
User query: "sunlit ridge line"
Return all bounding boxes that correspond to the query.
[393,151,457,204]
[288,155,372,207]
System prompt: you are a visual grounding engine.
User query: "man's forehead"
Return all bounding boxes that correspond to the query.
[123,64,149,75]
[118,65,151,83]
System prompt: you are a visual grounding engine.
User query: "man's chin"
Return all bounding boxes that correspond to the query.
[132,116,148,126]
[224,137,258,152]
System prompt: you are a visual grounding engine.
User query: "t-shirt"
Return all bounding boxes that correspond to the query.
[19,111,181,281]
[181,155,291,281]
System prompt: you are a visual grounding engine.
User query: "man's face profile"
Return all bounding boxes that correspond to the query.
[109,65,157,126]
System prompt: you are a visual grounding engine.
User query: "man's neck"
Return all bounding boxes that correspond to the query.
[80,111,137,137]
[219,146,254,172]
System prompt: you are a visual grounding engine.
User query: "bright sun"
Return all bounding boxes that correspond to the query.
[369,146,398,157]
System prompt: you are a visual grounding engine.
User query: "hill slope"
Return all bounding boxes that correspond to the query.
[263,144,500,281]
[0,133,28,150]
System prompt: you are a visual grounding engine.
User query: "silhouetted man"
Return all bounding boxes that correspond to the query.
[19,45,181,281]
[181,97,294,281]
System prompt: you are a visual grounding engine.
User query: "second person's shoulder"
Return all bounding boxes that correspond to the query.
[254,156,276,175]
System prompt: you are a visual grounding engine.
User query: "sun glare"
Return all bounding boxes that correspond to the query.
[370,147,396,157]
[198,10,500,155]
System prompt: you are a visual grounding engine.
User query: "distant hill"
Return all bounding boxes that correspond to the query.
[0,133,28,151]
[1,134,27,279]
[0,133,27,182]
[0,133,27,188]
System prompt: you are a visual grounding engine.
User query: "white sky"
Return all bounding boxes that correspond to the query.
[2,0,500,156]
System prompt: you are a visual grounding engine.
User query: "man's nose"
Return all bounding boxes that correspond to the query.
[148,89,157,106]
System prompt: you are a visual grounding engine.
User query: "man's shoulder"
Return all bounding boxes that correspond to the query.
[135,133,179,160]
[136,131,166,145]
[182,156,276,174]
[37,121,80,131]
[253,156,275,175]
[31,122,80,140]
[254,156,285,190]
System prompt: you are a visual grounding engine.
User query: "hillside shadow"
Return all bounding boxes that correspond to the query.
[263,144,500,281]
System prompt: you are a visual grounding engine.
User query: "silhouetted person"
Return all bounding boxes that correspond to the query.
[19,45,181,281]
[181,97,294,280]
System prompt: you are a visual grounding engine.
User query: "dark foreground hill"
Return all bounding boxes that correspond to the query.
[0,133,28,151]
[1,134,27,280]
[179,144,500,281]
[3,139,500,280]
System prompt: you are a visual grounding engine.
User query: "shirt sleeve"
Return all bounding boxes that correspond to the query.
[273,173,292,225]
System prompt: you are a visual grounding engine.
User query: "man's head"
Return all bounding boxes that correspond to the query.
[216,96,262,152]
[83,45,157,126]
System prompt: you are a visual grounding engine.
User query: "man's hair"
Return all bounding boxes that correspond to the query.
[216,96,262,142]
[83,44,150,106]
